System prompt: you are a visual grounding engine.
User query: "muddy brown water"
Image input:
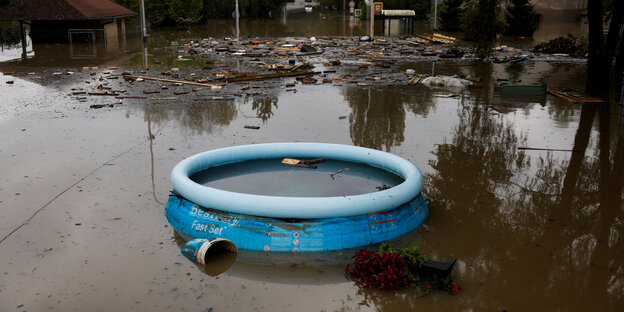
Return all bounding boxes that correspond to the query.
[1,9,623,312]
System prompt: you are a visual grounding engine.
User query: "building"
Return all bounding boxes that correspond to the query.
[0,0,137,59]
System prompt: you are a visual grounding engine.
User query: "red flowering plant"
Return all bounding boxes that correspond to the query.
[344,249,410,291]
[345,243,462,295]
[426,275,463,295]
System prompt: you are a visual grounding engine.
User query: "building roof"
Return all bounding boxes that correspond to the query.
[0,0,137,21]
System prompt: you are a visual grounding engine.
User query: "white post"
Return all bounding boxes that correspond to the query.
[369,2,374,37]
[433,0,438,30]
[140,0,147,42]
[235,0,240,38]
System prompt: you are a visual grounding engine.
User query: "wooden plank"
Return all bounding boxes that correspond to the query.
[126,75,223,89]
[225,71,319,82]
[547,87,605,104]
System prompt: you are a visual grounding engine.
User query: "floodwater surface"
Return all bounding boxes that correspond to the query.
[0,7,622,312]
[191,159,404,197]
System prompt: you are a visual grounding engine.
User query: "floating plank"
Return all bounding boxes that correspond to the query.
[225,71,319,82]
[547,87,605,104]
[518,147,585,153]
[126,75,223,89]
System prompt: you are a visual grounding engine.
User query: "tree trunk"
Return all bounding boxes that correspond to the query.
[616,36,624,102]
[559,105,596,208]
[586,0,606,96]
[587,0,624,98]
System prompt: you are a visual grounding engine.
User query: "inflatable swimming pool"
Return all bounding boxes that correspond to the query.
[166,143,428,252]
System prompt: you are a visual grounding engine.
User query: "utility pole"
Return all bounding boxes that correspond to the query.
[369,1,374,37]
[433,0,438,30]
[235,0,240,38]
[140,0,147,42]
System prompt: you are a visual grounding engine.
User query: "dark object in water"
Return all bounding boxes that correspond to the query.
[90,104,114,109]
[420,50,439,56]
[300,45,317,53]
[301,158,327,165]
[439,48,464,58]
[294,163,317,169]
[518,146,584,153]
[500,83,546,95]
[419,258,457,278]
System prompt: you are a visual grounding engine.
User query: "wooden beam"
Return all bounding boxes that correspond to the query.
[225,71,319,82]
[126,75,223,89]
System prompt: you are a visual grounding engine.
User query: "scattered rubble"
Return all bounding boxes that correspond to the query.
[1,34,589,111]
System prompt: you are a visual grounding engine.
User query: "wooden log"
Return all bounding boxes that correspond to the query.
[225,71,319,82]
[126,75,223,89]
[547,87,605,104]
[518,147,585,153]
[294,163,317,169]
[301,158,327,165]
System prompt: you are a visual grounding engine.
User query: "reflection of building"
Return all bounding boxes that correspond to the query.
[0,0,137,60]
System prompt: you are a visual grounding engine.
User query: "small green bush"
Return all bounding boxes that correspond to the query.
[438,0,464,31]
[532,34,588,57]
[503,0,539,36]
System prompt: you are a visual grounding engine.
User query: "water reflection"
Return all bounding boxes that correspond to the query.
[248,93,278,122]
[343,85,438,151]
[142,100,237,135]
[421,94,624,309]
[343,87,405,151]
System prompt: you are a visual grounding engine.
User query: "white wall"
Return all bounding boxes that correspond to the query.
[532,0,587,10]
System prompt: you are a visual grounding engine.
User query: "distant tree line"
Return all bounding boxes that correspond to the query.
[113,0,289,25]
[0,1,21,46]
[0,0,14,7]
[439,0,538,37]
[437,0,623,97]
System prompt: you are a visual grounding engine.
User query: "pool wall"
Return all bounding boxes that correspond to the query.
[171,143,424,219]
[166,193,428,252]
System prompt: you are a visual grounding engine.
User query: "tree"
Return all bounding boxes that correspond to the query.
[439,0,464,31]
[461,0,502,57]
[586,0,623,97]
[503,0,538,36]
[169,0,203,24]
[113,0,289,24]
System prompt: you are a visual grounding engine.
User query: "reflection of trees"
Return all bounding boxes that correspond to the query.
[248,95,278,123]
[504,62,525,83]
[343,86,435,151]
[420,97,624,310]
[426,103,529,213]
[142,100,237,135]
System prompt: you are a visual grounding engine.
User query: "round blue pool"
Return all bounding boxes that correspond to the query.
[166,142,428,252]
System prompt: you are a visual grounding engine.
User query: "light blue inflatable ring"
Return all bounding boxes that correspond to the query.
[170,142,424,219]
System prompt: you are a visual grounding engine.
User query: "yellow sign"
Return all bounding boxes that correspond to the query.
[374,2,383,15]
[354,8,362,17]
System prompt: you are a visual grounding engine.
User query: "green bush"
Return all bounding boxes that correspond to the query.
[461,0,503,56]
[169,0,203,24]
[438,0,464,31]
[532,34,588,57]
[503,0,538,36]
[113,0,288,25]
